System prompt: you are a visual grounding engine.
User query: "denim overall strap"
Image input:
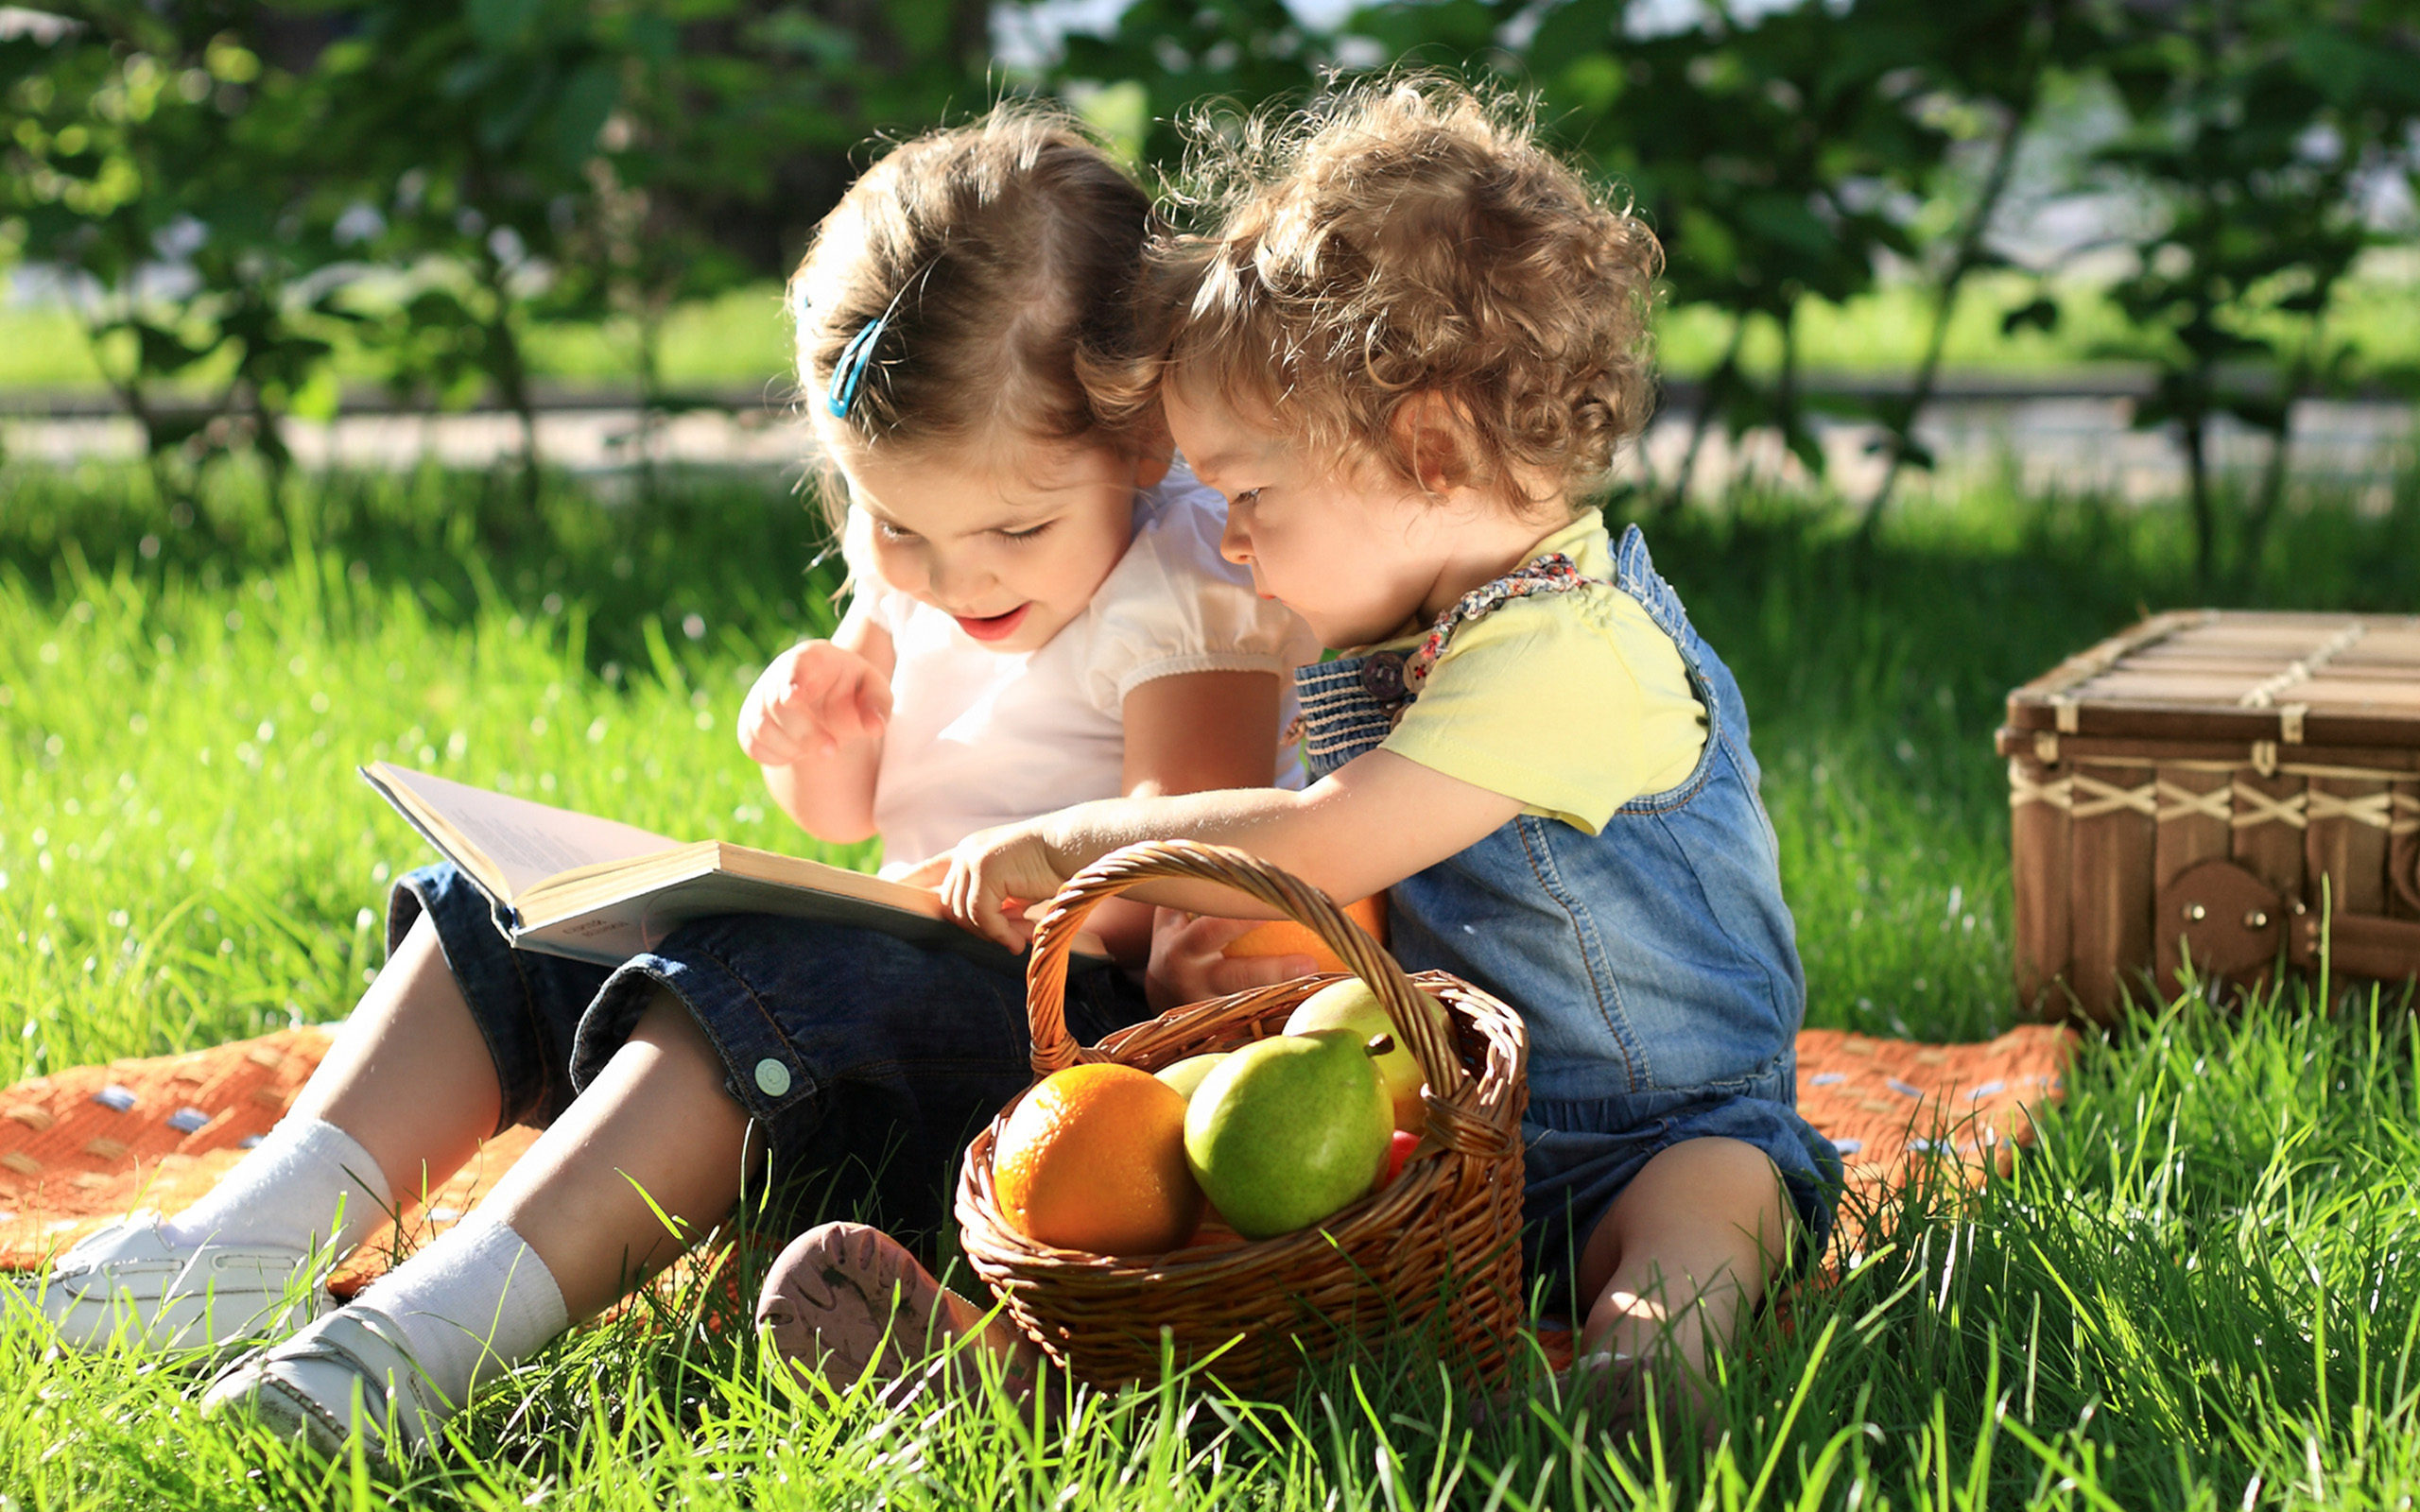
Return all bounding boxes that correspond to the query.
[1609,524,1693,648]
[1293,550,1592,778]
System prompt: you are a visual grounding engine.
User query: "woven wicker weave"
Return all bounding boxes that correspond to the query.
[953,840,1530,1396]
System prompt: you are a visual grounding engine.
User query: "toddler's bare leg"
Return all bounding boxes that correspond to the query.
[476,991,762,1319]
[288,913,504,1204]
[1572,1137,1793,1415]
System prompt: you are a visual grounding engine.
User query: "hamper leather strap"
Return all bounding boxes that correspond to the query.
[2157,858,2420,993]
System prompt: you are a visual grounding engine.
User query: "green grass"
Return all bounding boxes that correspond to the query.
[5,460,2420,1507]
[1652,262,2420,384]
[0,283,798,399]
[9,256,2415,399]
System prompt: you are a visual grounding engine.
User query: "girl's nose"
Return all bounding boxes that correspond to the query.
[925,549,990,608]
[1218,504,1253,567]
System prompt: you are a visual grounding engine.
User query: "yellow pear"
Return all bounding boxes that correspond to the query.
[1280,979,1452,1134]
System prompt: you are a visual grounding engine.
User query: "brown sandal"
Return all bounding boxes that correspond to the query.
[754,1222,1042,1407]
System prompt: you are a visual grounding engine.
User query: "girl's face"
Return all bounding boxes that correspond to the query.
[824,426,1159,654]
[1165,380,1461,649]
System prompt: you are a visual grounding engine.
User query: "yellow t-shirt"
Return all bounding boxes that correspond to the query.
[1376,515,1707,833]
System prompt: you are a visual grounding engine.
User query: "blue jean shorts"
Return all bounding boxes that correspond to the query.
[389,863,1153,1242]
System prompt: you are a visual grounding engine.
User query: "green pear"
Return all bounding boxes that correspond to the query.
[1183,1029,1393,1240]
[1154,1052,1230,1100]
[1281,979,1453,1134]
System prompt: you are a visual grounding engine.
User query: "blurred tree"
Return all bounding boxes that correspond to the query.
[1850,0,2113,536]
[9,0,2409,540]
[2,0,994,502]
[294,0,631,495]
[1521,0,1949,509]
[1053,0,1338,170]
[2083,0,2420,590]
[0,5,354,485]
[548,0,994,494]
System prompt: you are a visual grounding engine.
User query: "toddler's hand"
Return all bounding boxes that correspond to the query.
[737,641,892,766]
[942,822,1079,951]
[1145,909,1317,1015]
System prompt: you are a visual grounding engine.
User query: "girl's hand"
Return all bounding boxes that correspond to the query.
[941,820,1080,950]
[1144,908,1317,1014]
[737,641,893,767]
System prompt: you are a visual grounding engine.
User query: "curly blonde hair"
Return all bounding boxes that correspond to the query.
[1091,78,1661,511]
[790,105,1157,535]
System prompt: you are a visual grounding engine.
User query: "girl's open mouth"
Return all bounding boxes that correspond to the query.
[953,604,1031,643]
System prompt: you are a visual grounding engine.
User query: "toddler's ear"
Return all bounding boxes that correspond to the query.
[1392,392,1478,497]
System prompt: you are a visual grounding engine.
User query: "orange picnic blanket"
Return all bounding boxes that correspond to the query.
[1,1022,2074,1294]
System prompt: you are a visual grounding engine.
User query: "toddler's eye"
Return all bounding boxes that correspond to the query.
[998,522,1054,542]
[873,520,919,544]
[1231,488,1264,507]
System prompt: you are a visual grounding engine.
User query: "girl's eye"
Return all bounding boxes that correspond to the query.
[873,520,919,544]
[998,522,1054,542]
[1231,488,1264,507]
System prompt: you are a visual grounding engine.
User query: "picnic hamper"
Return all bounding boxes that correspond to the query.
[955,839,1530,1395]
[2000,610,2420,1022]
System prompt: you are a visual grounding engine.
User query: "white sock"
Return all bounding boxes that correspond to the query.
[163,1115,394,1257]
[351,1217,570,1404]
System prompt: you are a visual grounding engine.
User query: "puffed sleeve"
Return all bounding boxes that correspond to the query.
[1381,588,1705,832]
[1080,471,1322,716]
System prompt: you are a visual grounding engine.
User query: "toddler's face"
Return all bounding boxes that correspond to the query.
[1165,380,1454,649]
[825,425,1150,654]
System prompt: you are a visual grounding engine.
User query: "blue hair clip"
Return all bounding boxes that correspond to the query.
[826,317,889,420]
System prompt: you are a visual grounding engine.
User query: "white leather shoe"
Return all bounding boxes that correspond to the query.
[199,1307,451,1465]
[36,1212,334,1352]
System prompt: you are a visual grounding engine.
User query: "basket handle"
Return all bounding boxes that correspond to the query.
[1023,839,1462,1101]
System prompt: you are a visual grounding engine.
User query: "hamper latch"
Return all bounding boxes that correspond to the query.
[2158,858,2420,1000]
[2158,860,2288,990]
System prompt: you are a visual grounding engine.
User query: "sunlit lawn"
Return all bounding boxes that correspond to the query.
[9,260,2417,398]
[3,459,2418,1508]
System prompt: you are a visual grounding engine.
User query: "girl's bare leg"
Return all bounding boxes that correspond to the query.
[475,992,762,1319]
[39,915,508,1350]
[1573,1137,1794,1405]
[286,913,505,1207]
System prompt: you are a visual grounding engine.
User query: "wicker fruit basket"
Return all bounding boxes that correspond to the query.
[955,840,1530,1396]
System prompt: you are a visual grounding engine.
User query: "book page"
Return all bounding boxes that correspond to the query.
[370,765,680,900]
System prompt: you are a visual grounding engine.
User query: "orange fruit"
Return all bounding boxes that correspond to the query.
[993,1063,1204,1255]
[1223,894,1390,973]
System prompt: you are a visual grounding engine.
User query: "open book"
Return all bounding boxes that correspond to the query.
[363,763,1094,969]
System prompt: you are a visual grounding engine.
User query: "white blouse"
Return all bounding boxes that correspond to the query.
[856,468,1319,874]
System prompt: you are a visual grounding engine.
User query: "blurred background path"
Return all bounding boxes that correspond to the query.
[8,388,2409,510]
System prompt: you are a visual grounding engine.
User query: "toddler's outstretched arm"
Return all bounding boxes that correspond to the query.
[940,749,1521,948]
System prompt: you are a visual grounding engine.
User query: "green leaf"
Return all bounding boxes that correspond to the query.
[549,60,618,170]
[128,319,216,377]
[466,0,547,54]
[2001,297,2060,335]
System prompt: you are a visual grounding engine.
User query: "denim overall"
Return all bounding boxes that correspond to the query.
[1295,524,1840,1304]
